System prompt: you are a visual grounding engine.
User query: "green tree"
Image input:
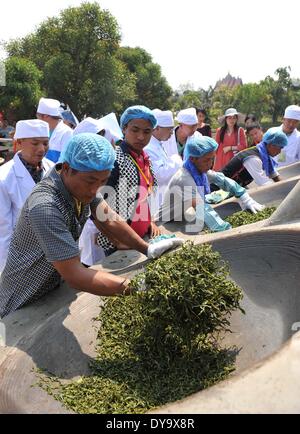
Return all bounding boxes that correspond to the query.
[170,90,202,112]
[169,84,215,124]
[235,83,272,121]
[117,47,172,109]
[198,86,214,109]
[4,2,136,118]
[0,57,42,121]
[262,67,293,123]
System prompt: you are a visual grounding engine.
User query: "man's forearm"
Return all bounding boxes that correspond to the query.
[92,201,148,255]
[74,268,131,296]
[102,218,149,254]
[53,258,131,296]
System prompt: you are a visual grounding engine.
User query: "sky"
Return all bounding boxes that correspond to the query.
[0,0,299,90]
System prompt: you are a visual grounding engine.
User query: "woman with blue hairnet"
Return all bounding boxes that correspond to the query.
[0,133,183,318]
[158,135,264,233]
[96,105,166,256]
[222,127,288,187]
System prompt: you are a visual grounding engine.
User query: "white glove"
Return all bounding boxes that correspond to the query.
[184,207,196,222]
[147,237,184,259]
[238,192,265,214]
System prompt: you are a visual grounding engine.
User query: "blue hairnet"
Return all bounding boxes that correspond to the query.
[59,133,116,172]
[184,135,219,160]
[120,105,158,129]
[263,127,288,148]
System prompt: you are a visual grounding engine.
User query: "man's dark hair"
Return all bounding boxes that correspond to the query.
[246,122,262,134]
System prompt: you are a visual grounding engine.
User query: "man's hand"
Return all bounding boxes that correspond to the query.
[149,221,161,238]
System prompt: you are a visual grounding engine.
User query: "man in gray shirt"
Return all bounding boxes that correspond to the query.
[0,133,183,318]
[158,135,264,233]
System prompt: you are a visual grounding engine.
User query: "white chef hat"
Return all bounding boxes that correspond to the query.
[152,109,174,128]
[37,97,62,117]
[73,117,103,135]
[97,113,123,141]
[14,119,50,140]
[176,108,198,125]
[284,105,300,121]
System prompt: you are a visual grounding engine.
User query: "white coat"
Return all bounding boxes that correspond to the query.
[79,218,105,267]
[145,136,182,213]
[0,153,54,272]
[274,126,300,167]
[162,131,179,158]
[47,120,73,163]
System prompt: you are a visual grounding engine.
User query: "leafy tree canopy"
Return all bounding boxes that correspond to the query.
[118,46,172,109]
[4,2,135,118]
[0,57,42,121]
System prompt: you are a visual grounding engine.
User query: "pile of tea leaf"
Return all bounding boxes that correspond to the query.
[225,206,276,228]
[37,242,244,414]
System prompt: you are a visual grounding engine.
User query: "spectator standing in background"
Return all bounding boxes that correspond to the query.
[214,108,247,171]
[246,122,264,147]
[196,108,212,137]
[245,114,257,128]
[244,114,258,146]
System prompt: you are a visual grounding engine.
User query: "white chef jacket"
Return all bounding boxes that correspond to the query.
[0,153,54,271]
[145,136,183,212]
[47,120,73,163]
[274,126,300,167]
[162,131,179,158]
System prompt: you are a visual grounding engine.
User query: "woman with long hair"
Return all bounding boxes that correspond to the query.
[214,108,247,171]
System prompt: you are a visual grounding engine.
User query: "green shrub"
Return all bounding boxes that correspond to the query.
[225,207,276,228]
